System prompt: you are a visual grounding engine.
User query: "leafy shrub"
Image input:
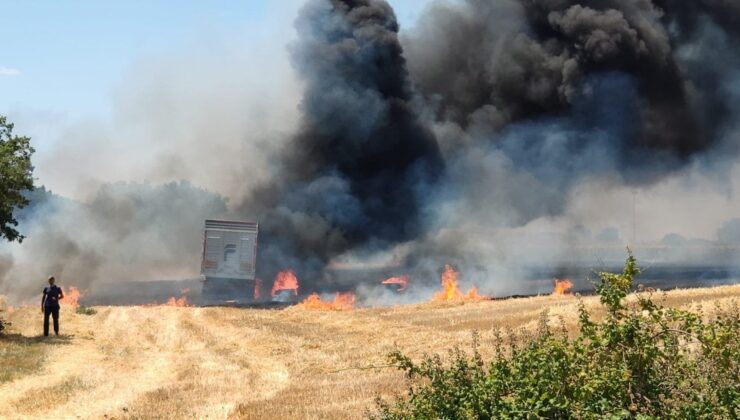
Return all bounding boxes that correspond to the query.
[372,252,739,419]
[75,305,97,316]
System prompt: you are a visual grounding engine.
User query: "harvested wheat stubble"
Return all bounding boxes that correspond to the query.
[0,284,738,419]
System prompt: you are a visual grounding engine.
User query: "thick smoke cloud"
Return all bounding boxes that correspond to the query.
[0,183,227,302]
[404,0,740,163]
[239,0,443,284]
[385,0,740,292]
[247,0,740,292]
[4,0,740,302]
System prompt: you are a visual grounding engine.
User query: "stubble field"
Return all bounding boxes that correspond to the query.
[1,284,739,419]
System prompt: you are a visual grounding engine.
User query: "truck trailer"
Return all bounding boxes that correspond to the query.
[200,219,258,304]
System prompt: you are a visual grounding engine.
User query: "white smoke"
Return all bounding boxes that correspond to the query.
[3,0,740,304]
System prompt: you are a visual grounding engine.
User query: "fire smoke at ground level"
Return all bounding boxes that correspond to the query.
[43,261,739,308]
[3,0,740,302]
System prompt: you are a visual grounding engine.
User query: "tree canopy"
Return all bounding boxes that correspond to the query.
[0,115,35,242]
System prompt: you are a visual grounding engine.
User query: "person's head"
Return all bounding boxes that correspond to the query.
[48,276,55,286]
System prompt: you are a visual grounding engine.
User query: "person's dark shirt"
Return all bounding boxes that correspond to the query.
[43,285,63,308]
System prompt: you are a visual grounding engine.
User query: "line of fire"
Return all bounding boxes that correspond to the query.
[194,218,579,308]
[50,218,739,310]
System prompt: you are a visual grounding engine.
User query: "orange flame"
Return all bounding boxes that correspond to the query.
[382,275,409,292]
[433,265,464,301]
[166,288,190,307]
[271,270,299,297]
[254,278,263,300]
[64,286,82,309]
[552,278,574,295]
[300,292,355,311]
[466,287,485,300]
[432,265,488,302]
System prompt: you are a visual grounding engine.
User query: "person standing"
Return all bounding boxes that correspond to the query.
[41,276,64,336]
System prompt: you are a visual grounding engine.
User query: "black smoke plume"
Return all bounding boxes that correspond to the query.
[406,0,740,161]
[246,0,740,289]
[240,0,443,284]
[5,0,740,302]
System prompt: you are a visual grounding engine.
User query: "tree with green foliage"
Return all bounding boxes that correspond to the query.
[372,251,739,419]
[0,115,35,242]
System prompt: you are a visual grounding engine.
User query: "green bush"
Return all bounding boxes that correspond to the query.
[75,305,97,316]
[371,252,739,419]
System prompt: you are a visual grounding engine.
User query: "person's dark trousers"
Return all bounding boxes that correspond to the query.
[44,306,60,336]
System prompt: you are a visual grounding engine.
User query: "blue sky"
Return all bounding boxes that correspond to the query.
[0,1,429,144]
[2,1,257,120]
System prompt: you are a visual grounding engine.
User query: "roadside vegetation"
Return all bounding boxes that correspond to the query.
[372,252,739,419]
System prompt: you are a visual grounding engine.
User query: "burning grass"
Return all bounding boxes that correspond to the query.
[552,278,574,295]
[431,264,488,302]
[0,284,738,419]
[166,288,191,307]
[300,292,356,311]
[63,286,82,309]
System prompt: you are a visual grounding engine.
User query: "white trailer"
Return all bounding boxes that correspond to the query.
[200,219,258,303]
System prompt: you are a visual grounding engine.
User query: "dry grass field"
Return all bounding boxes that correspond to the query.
[1,284,739,419]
